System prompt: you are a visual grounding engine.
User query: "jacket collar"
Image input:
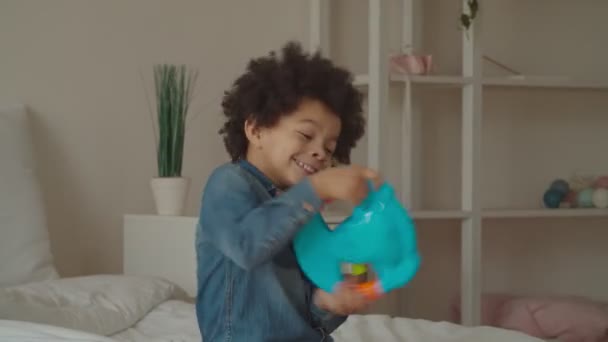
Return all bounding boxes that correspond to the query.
[237,159,278,197]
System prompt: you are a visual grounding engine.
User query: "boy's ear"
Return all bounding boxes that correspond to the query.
[244,118,262,148]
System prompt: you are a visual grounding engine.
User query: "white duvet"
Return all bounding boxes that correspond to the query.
[0,275,543,342]
[0,274,189,336]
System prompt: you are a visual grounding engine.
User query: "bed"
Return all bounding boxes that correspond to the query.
[0,275,542,342]
[0,104,543,341]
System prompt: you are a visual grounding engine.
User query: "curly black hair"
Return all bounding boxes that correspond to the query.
[219,41,365,164]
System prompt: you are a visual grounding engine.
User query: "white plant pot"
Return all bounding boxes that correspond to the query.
[150,177,190,216]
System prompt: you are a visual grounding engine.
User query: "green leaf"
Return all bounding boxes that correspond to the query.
[152,64,198,177]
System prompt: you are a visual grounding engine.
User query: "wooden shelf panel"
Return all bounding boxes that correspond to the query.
[482,77,608,90]
[482,208,608,218]
[322,210,470,223]
[354,73,608,91]
[354,73,471,87]
[324,208,608,223]
[412,210,471,219]
[391,74,472,86]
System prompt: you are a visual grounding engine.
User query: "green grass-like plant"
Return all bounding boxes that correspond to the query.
[152,64,198,177]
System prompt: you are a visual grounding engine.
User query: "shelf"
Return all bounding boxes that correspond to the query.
[321,0,608,325]
[353,73,471,88]
[354,73,608,91]
[322,210,470,224]
[391,74,472,86]
[482,208,608,219]
[324,209,608,222]
[412,210,471,219]
[482,76,608,91]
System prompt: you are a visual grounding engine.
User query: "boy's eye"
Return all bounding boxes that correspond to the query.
[298,131,313,140]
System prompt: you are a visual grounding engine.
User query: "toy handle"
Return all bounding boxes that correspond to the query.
[355,280,382,301]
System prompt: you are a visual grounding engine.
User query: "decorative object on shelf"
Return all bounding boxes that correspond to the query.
[148,64,198,216]
[594,175,608,189]
[390,53,432,75]
[542,175,608,210]
[483,55,521,77]
[592,188,608,209]
[577,188,594,208]
[563,190,578,208]
[569,174,594,192]
[482,55,575,84]
[543,179,570,208]
[460,0,479,35]
[543,189,563,209]
[550,179,570,195]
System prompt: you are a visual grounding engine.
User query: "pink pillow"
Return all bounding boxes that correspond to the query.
[451,293,608,342]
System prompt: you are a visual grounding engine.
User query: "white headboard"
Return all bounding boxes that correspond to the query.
[0,104,59,287]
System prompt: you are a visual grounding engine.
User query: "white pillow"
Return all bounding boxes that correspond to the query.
[0,105,59,287]
[0,274,189,336]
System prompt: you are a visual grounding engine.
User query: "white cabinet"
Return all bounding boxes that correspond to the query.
[123,214,197,298]
[122,213,343,299]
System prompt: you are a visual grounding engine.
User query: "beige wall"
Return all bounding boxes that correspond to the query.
[3,0,608,322]
[0,0,311,276]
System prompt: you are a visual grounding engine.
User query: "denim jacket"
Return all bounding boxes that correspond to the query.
[195,160,346,342]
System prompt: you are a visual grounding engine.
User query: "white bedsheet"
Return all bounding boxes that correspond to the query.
[112,300,543,342]
[0,274,543,342]
[333,315,544,342]
[0,308,544,342]
[0,319,116,342]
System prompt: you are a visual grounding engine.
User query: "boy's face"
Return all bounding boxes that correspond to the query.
[246,98,341,188]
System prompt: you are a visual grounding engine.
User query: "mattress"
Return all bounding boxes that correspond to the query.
[0,275,543,342]
[0,306,544,342]
[1,316,544,342]
[111,300,543,342]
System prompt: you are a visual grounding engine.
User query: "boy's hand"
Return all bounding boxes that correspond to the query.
[313,282,373,316]
[310,165,381,204]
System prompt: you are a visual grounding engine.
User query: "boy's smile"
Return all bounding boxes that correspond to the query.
[293,158,318,175]
[245,98,341,188]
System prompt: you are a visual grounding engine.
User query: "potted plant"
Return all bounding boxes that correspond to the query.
[460,0,479,36]
[149,64,198,216]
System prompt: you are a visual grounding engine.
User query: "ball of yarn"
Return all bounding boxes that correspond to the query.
[549,179,570,196]
[592,188,608,209]
[543,189,563,209]
[563,190,578,208]
[577,188,594,208]
[569,174,594,192]
[594,176,608,189]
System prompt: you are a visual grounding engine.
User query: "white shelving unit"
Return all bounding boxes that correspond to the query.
[357,74,608,91]
[310,0,608,327]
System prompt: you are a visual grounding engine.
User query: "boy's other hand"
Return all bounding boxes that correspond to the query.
[313,282,373,316]
[310,165,381,204]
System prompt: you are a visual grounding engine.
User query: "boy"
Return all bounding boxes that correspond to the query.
[196,41,379,341]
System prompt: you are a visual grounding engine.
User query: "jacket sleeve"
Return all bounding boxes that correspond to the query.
[199,166,323,270]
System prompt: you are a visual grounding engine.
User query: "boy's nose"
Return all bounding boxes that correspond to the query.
[312,149,327,161]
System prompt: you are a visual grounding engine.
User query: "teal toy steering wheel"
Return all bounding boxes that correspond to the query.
[293,182,420,299]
